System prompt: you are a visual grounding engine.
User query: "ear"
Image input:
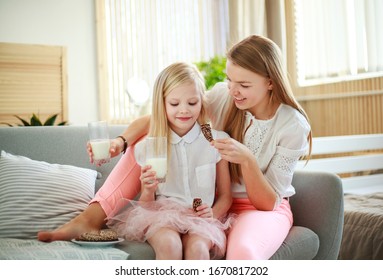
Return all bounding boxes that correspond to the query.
[267,79,273,90]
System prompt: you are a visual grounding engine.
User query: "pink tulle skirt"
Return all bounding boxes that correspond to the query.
[106,198,235,259]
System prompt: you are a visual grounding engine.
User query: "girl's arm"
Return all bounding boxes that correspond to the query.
[114,115,151,153]
[213,138,276,211]
[88,115,151,163]
[239,152,276,210]
[211,159,232,219]
[120,115,151,147]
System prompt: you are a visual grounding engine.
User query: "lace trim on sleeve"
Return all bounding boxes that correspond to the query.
[269,152,297,176]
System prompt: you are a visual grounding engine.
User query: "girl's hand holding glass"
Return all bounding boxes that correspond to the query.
[87,138,124,165]
[139,165,158,201]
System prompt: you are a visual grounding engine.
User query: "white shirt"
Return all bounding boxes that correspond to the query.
[205,82,311,208]
[134,123,229,207]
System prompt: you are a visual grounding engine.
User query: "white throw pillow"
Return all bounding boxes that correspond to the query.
[0,150,97,239]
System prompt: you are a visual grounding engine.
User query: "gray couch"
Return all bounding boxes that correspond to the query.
[0,126,344,260]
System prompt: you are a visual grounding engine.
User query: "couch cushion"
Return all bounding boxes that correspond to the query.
[0,238,129,260]
[270,226,320,260]
[0,150,97,239]
[116,240,155,260]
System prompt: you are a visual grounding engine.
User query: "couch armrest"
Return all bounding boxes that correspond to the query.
[290,170,344,260]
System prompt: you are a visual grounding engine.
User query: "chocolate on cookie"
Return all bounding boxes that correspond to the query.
[193,198,202,212]
[77,229,118,242]
[201,123,214,142]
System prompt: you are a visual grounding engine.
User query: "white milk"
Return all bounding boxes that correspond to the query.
[90,139,110,160]
[146,157,167,181]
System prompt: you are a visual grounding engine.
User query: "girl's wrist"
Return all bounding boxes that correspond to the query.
[116,135,128,154]
[240,153,254,169]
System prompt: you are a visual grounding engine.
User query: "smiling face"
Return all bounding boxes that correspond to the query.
[165,82,202,136]
[226,59,274,119]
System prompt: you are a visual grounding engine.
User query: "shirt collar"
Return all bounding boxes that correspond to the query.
[170,123,201,144]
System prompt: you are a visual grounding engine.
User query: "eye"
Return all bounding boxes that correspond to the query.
[188,102,198,106]
[241,84,250,89]
[169,103,179,107]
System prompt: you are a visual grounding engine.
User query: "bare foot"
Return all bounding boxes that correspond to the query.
[38,219,100,242]
[38,203,106,242]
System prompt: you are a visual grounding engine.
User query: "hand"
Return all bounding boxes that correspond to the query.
[213,137,253,165]
[194,203,213,219]
[139,165,158,195]
[87,138,123,166]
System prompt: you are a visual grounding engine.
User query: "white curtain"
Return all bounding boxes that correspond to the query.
[294,0,383,84]
[228,0,267,48]
[100,0,229,122]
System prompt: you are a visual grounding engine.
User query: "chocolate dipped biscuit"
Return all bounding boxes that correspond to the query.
[193,198,202,212]
[77,229,118,242]
[201,123,214,142]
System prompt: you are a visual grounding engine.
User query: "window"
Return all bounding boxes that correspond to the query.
[294,0,383,86]
[97,0,229,123]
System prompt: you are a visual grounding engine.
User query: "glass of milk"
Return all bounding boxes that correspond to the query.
[145,137,167,183]
[88,121,111,165]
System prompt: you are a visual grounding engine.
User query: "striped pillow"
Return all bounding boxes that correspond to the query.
[0,150,97,239]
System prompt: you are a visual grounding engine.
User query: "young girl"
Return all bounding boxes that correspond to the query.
[106,62,233,260]
[39,35,311,260]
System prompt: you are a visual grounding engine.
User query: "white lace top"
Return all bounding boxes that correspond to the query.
[205,82,311,208]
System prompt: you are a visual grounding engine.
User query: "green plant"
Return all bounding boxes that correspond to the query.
[1,113,67,127]
[194,56,227,90]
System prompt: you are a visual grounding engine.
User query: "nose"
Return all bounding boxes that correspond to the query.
[228,83,239,96]
[179,103,189,114]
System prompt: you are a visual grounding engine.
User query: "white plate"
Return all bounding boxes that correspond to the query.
[71,238,124,247]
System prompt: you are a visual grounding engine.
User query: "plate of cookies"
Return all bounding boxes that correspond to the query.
[71,229,124,247]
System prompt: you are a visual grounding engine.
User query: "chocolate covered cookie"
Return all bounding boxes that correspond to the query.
[201,123,214,142]
[77,229,118,242]
[193,198,202,212]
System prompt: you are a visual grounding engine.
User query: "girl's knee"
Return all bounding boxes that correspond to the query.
[183,235,211,259]
[149,232,183,259]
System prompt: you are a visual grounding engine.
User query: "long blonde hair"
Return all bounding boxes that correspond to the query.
[148,62,207,140]
[223,35,313,183]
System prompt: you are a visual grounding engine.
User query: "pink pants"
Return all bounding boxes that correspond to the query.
[90,146,142,216]
[226,198,293,260]
[91,146,293,260]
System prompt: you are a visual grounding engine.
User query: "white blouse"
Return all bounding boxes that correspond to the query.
[134,123,229,207]
[205,82,311,208]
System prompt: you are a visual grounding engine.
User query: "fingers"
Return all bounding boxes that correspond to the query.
[213,137,230,145]
[109,138,121,157]
[194,204,213,218]
[87,139,119,166]
[140,165,158,187]
[213,139,233,158]
[86,142,94,164]
[213,138,234,151]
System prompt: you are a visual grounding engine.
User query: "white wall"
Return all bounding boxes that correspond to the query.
[0,0,98,125]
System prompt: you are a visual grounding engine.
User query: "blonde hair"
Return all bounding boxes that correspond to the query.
[148,62,207,140]
[223,35,313,183]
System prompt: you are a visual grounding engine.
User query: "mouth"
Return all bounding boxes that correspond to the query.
[176,117,193,122]
[233,96,246,104]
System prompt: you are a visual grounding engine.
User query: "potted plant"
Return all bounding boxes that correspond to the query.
[1,113,67,127]
[194,56,226,90]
